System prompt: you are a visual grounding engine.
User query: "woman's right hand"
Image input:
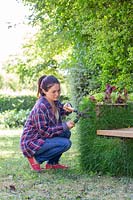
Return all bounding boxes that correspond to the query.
[66,121,75,129]
[63,103,74,112]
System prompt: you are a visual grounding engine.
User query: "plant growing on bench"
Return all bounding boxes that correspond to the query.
[89,84,128,104]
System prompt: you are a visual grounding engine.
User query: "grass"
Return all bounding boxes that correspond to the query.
[0,129,133,200]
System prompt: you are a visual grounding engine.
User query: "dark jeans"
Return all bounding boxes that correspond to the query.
[34,130,71,164]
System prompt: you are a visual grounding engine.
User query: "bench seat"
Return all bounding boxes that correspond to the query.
[97,128,133,138]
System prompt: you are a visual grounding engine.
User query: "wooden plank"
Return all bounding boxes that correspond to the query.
[97,128,133,138]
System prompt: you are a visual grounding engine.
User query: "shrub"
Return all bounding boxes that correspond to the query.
[0,95,37,112]
[77,98,133,177]
[68,68,100,106]
[0,94,69,113]
[0,109,30,128]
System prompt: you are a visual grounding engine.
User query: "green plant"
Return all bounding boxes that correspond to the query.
[90,84,128,104]
[0,95,36,112]
[77,97,133,176]
[0,109,30,128]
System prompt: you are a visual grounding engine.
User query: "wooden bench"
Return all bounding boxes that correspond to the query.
[97,128,133,138]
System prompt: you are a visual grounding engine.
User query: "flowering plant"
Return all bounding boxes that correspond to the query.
[89,84,128,104]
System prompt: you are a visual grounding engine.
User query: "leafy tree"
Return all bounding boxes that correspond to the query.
[5,0,133,95]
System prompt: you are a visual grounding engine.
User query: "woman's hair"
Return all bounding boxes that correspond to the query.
[37,75,60,98]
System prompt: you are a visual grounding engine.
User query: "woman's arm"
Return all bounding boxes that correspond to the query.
[33,105,74,138]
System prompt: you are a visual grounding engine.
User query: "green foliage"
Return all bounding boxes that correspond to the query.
[68,67,100,105]
[77,98,133,176]
[0,95,36,112]
[0,109,30,128]
[3,0,132,94]
[20,0,133,92]
[4,53,62,86]
[71,0,133,91]
[0,95,36,128]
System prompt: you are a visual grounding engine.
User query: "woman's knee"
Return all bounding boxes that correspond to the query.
[63,138,72,151]
[60,130,71,138]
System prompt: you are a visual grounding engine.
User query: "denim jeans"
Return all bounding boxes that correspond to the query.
[34,130,72,164]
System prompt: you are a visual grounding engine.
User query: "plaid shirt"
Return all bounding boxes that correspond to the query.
[20,96,69,157]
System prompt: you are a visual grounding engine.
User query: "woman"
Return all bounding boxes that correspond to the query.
[20,75,75,172]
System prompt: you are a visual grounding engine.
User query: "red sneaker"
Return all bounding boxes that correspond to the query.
[53,164,68,169]
[27,157,44,172]
[45,163,68,170]
[45,163,54,169]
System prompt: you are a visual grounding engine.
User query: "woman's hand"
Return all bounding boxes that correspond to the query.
[66,120,75,129]
[63,103,74,112]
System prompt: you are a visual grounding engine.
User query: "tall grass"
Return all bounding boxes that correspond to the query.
[78,99,133,177]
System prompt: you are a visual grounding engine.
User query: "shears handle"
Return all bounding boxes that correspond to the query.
[73,118,79,123]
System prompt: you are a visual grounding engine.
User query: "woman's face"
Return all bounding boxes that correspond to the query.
[44,83,61,102]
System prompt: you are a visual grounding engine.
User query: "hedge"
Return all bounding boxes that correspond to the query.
[77,98,133,177]
[0,95,37,112]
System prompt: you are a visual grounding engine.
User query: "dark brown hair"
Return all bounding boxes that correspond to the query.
[37,75,60,98]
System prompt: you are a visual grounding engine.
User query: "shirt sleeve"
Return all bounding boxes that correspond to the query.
[32,105,69,138]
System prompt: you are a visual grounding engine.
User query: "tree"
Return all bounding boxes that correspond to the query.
[5,0,133,94]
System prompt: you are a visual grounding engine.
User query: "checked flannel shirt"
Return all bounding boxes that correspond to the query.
[20,96,69,158]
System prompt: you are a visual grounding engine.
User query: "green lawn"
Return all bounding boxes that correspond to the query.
[0,129,132,200]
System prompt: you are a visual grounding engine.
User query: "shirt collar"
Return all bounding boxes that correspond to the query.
[40,96,59,108]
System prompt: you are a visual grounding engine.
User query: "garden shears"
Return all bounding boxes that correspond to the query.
[65,103,90,123]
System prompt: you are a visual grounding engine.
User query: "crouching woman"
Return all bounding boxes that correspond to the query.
[20,75,75,172]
